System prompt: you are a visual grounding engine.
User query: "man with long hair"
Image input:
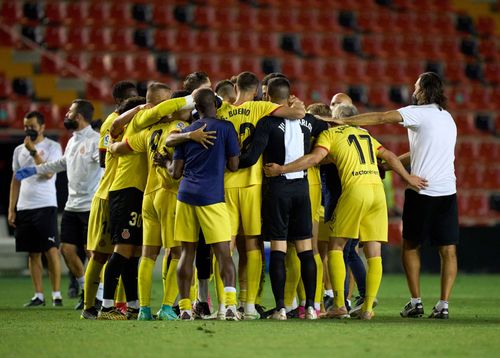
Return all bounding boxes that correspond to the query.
[330,72,458,319]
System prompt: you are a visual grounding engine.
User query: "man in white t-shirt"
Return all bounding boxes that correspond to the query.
[16,100,103,310]
[332,72,458,319]
[9,111,63,307]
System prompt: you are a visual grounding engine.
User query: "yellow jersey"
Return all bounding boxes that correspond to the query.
[110,97,191,192]
[126,120,188,195]
[315,125,383,189]
[217,101,281,188]
[94,112,119,200]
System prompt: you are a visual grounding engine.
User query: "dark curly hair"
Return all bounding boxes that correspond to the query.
[416,72,447,110]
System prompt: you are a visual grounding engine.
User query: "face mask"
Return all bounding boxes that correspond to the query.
[63,116,78,130]
[25,129,38,141]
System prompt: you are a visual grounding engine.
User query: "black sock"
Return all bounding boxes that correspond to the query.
[298,250,317,309]
[196,232,212,280]
[103,253,128,301]
[121,256,140,302]
[269,250,286,310]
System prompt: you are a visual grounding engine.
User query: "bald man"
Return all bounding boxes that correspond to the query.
[330,93,352,113]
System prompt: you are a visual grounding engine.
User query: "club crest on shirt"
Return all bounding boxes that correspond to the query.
[121,229,130,240]
[79,145,86,155]
[103,134,110,147]
[176,122,185,130]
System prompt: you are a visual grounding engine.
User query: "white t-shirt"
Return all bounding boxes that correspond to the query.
[12,137,63,210]
[398,104,457,197]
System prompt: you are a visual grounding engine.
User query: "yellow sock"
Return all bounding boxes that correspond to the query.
[314,253,324,306]
[163,258,179,306]
[100,262,107,283]
[138,257,155,307]
[363,256,383,313]
[246,250,262,305]
[84,257,103,310]
[284,246,301,307]
[239,289,247,305]
[214,258,225,306]
[179,298,192,311]
[328,250,346,308]
[115,277,126,303]
[224,289,237,306]
[256,255,266,305]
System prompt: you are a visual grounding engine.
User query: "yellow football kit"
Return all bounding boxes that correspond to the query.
[217,101,281,236]
[127,120,187,248]
[87,111,118,253]
[308,166,321,223]
[315,125,388,242]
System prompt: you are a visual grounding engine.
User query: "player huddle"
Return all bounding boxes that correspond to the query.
[11,70,458,322]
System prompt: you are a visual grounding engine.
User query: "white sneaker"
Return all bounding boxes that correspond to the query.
[268,308,287,320]
[305,306,318,320]
[216,309,226,320]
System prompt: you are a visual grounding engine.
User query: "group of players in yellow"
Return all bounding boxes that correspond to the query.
[81,70,426,321]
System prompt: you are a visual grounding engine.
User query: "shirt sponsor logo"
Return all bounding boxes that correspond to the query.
[103,134,110,147]
[48,237,55,243]
[351,169,379,176]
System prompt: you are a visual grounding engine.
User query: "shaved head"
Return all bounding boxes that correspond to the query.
[330,93,352,111]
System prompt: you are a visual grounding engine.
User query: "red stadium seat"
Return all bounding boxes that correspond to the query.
[476,16,496,37]
[152,5,177,27]
[457,165,483,189]
[40,54,61,75]
[211,8,236,30]
[483,166,500,189]
[109,28,136,51]
[357,12,380,34]
[173,30,196,53]
[344,60,366,84]
[484,63,500,85]
[44,26,65,50]
[239,57,263,77]
[478,142,500,163]
[236,32,258,54]
[154,29,175,51]
[175,56,198,77]
[87,3,108,25]
[368,85,391,108]
[109,56,133,81]
[44,2,65,24]
[320,35,343,57]
[281,58,303,81]
[219,57,239,79]
[441,38,463,61]
[130,54,158,80]
[478,38,499,62]
[323,60,347,83]
[65,2,88,25]
[198,56,221,80]
[445,62,467,83]
[255,8,277,31]
[88,54,109,78]
[361,35,384,58]
[316,11,343,33]
[194,31,218,53]
[300,34,323,57]
[256,33,282,56]
[301,60,323,82]
[88,28,110,51]
[295,10,321,33]
[0,1,22,25]
[233,8,258,31]
[193,6,215,29]
[0,73,12,99]
[456,141,479,164]
[64,27,88,51]
[214,32,238,54]
[365,60,387,84]
[455,112,483,136]
[400,36,424,60]
[85,81,109,101]
[380,37,403,59]
[108,3,134,26]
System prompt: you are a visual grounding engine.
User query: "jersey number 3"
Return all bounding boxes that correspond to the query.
[348,134,375,164]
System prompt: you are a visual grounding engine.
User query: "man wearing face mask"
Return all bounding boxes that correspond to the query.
[16,100,103,310]
[9,111,63,307]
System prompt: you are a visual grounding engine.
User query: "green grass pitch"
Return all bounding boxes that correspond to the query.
[1,274,499,357]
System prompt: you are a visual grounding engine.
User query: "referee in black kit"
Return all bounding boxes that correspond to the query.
[238,77,328,320]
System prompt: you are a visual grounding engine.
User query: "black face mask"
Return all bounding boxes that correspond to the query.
[63,117,78,130]
[25,129,38,141]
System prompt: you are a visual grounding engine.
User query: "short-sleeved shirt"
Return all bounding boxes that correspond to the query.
[315,125,383,189]
[110,96,191,192]
[239,113,328,180]
[174,117,240,206]
[217,101,281,188]
[398,104,457,196]
[12,138,62,210]
[126,119,188,195]
[94,112,118,200]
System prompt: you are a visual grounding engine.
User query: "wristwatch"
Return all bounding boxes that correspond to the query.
[29,149,37,157]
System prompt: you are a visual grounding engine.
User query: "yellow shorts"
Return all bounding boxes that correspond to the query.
[330,184,388,242]
[87,195,113,254]
[225,185,261,237]
[174,201,231,245]
[143,189,179,248]
[309,183,321,223]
